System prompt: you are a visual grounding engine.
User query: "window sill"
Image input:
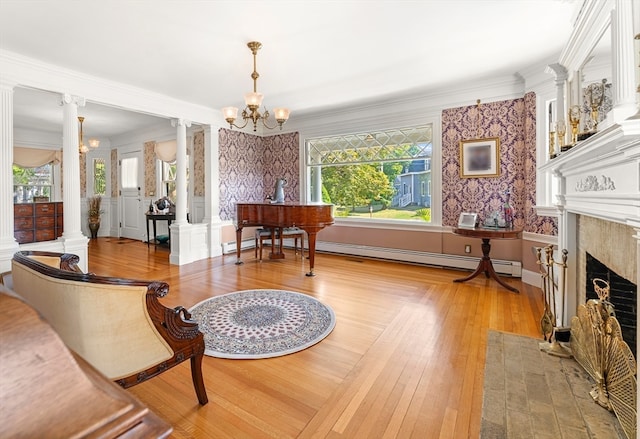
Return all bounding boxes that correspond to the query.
[333,217,445,232]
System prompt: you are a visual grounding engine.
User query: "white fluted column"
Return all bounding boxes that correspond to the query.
[169,118,192,266]
[171,118,190,225]
[609,0,638,121]
[203,125,223,258]
[0,81,19,272]
[59,94,89,270]
[60,94,85,239]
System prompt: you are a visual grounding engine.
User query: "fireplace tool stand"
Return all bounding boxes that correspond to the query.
[537,245,572,358]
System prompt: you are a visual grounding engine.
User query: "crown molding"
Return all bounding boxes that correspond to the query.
[286,74,526,137]
[559,0,614,73]
[0,49,217,126]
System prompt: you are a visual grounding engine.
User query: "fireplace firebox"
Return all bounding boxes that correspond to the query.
[586,253,637,357]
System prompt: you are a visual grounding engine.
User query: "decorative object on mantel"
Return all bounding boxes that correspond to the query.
[582,79,612,134]
[266,178,287,204]
[570,278,637,439]
[575,175,616,192]
[222,41,290,132]
[548,121,556,159]
[537,245,572,358]
[568,105,581,147]
[87,195,103,239]
[556,120,567,151]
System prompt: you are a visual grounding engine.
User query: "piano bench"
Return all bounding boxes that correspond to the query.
[255,228,305,260]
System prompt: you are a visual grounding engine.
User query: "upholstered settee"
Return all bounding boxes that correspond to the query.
[11,250,208,405]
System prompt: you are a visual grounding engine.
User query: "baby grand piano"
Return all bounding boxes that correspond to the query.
[235,202,334,276]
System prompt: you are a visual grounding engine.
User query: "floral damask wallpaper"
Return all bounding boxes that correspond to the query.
[193,131,205,197]
[143,141,156,197]
[262,132,300,204]
[218,128,299,220]
[442,94,556,235]
[80,154,86,198]
[110,148,118,198]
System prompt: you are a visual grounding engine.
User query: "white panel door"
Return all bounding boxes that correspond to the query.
[119,150,143,240]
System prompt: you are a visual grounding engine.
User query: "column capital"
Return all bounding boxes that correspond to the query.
[171,118,192,128]
[0,79,18,91]
[59,94,86,107]
[545,63,568,83]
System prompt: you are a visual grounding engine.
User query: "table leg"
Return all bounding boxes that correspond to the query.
[453,238,519,293]
[146,217,150,247]
[152,219,157,247]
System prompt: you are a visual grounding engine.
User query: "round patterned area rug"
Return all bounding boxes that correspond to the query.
[188,289,336,359]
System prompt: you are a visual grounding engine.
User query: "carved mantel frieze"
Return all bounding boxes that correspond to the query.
[575,175,616,192]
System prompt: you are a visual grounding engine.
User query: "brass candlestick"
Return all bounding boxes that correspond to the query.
[556,120,566,149]
[568,105,580,145]
[549,123,556,159]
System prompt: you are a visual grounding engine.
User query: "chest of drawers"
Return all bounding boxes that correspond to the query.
[14,202,63,244]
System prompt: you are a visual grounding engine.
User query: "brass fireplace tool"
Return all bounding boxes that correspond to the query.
[537,245,572,358]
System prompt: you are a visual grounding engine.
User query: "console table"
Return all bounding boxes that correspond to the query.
[452,226,522,293]
[146,212,175,247]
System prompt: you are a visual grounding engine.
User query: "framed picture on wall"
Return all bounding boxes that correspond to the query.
[459,137,500,178]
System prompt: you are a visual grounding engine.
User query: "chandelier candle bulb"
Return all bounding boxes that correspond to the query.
[273,108,290,123]
[222,107,239,123]
[244,92,264,108]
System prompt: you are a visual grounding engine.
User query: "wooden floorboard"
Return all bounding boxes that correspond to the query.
[86,238,544,438]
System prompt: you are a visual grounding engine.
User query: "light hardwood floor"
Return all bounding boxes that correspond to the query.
[88,238,544,439]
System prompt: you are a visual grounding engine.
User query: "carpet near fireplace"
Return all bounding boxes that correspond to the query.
[481,330,625,438]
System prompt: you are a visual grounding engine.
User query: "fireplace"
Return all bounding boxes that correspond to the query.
[586,253,637,356]
[539,114,640,437]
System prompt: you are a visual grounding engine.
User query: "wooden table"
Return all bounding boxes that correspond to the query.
[452,226,522,293]
[146,212,175,247]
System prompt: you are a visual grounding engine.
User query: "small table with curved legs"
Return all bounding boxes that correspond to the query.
[452,226,522,293]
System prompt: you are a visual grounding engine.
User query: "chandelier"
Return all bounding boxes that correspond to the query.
[222,41,290,132]
[78,116,99,154]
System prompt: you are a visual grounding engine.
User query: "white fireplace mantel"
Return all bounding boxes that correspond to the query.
[538,115,640,227]
[536,113,640,333]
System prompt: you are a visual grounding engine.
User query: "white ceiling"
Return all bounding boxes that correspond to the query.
[0,0,581,140]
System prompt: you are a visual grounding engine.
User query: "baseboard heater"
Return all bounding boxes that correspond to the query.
[317,241,522,277]
[223,239,522,277]
[222,239,255,255]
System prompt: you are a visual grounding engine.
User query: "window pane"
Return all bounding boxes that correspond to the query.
[307,125,432,166]
[306,125,433,223]
[121,157,138,189]
[161,159,188,204]
[93,158,106,196]
[13,164,53,202]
